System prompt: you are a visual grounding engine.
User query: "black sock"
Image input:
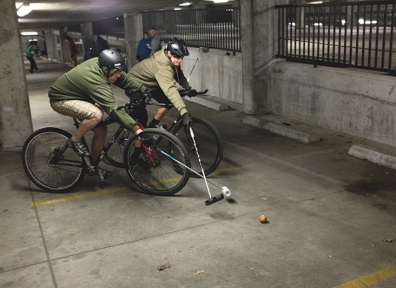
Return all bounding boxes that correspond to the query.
[148,119,160,128]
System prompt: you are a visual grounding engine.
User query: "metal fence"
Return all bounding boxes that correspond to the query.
[142,8,241,52]
[276,1,396,75]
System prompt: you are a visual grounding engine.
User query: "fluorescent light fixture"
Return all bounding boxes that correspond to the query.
[21,31,38,36]
[308,1,323,4]
[17,3,32,17]
[358,19,377,25]
[213,0,228,3]
[174,7,182,10]
[179,2,192,6]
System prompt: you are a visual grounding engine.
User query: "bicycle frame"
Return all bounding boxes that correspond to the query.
[71,115,162,179]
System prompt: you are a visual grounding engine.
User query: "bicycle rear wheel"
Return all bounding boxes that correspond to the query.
[22,127,86,192]
[124,128,191,196]
[104,128,131,168]
[170,117,223,177]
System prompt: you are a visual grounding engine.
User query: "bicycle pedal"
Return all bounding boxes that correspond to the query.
[87,170,96,176]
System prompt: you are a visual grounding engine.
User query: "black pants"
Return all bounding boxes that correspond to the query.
[151,89,173,108]
[27,56,38,73]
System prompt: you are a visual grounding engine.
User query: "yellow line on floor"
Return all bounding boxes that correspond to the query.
[333,264,396,288]
[32,186,128,207]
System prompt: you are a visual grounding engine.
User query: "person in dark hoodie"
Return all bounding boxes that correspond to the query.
[136,32,151,62]
[127,37,197,130]
[48,49,152,177]
[95,35,110,56]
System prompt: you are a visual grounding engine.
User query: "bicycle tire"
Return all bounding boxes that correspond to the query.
[22,127,86,192]
[104,128,131,168]
[170,117,223,177]
[124,128,191,196]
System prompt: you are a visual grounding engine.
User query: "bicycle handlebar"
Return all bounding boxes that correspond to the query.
[119,89,209,111]
[179,89,208,97]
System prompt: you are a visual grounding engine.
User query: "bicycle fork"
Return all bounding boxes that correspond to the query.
[142,144,160,167]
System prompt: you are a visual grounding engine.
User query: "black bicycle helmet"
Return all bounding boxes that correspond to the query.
[98,49,125,71]
[166,37,189,57]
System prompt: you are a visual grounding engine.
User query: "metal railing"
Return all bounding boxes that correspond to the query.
[276,1,396,75]
[142,8,241,52]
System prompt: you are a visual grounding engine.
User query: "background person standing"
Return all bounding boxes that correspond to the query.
[64,35,78,67]
[26,42,40,73]
[148,27,161,57]
[136,32,151,62]
[95,35,110,56]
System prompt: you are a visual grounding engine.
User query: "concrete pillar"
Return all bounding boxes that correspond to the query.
[241,0,288,115]
[40,30,49,59]
[0,0,33,148]
[240,0,255,114]
[124,13,143,71]
[44,30,56,60]
[60,27,69,64]
[81,22,95,58]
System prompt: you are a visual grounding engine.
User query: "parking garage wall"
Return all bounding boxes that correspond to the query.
[268,61,396,147]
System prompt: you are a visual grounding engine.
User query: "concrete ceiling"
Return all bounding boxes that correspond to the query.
[16,0,217,31]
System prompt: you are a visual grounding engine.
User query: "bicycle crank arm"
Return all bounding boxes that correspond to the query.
[204,193,224,206]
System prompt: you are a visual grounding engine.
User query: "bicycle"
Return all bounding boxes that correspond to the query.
[21,98,191,196]
[104,89,223,177]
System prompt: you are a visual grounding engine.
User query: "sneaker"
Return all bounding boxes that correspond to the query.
[130,151,151,170]
[67,138,91,157]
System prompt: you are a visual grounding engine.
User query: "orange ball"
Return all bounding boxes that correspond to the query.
[259,215,267,223]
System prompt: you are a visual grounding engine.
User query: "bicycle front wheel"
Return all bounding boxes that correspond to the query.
[124,128,191,196]
[171,117,223,177]
[22,128,86,192]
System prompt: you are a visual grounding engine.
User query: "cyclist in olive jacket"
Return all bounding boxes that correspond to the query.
[48,49,152,177]
[127,37,197,129]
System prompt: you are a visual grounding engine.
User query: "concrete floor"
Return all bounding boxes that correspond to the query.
[1,58,396,288]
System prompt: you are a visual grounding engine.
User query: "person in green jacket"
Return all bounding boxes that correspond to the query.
[127,37,197,129]
[48,49,152,177]
[26,43,39,73]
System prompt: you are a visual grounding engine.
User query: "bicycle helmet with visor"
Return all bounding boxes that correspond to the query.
[166,37,189,57]
[98,49,125,76]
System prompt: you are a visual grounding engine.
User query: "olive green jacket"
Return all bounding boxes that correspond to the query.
[48,57,146,133]
[128,50,191,116]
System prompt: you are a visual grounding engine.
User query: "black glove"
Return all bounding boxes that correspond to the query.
[182,112,193,129]
[187,89,198,97]
[136,55,141,61]
[139,133,153,146]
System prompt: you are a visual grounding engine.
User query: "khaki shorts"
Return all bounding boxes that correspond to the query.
[50,100,100,120]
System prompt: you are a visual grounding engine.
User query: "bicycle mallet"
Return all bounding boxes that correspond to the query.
[157,148,231,200]
[189,127,229,205]
[187,58,199,82]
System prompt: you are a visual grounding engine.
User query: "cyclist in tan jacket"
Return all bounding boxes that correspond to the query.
[127,37,197,129]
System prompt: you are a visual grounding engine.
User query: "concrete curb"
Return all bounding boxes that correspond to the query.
[348,144,396,170]
[185,96,230,111]
[243,116,320,144]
